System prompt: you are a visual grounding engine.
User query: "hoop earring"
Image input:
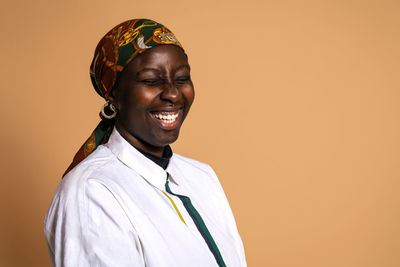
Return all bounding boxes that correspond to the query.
[101,101,117,119]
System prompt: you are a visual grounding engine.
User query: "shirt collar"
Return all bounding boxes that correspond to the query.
[135,145,172,170]
[105,127,178,190]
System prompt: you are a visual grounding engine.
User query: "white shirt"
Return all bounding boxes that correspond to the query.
[44,128,247,266]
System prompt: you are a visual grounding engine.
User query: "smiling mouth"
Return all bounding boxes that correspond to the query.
[151,110,181,126]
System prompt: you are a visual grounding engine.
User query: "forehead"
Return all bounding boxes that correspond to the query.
[127,45,189,72]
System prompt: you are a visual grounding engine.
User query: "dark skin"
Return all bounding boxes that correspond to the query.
[109,45,195,157]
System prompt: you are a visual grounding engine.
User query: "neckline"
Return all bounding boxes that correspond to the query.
[135,145,173,170]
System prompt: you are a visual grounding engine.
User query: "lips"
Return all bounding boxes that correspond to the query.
[150,110,182,129]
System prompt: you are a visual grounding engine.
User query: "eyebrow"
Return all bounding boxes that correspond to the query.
[137,68,162,75]
[174,64,191,72]
[136,64,191,75]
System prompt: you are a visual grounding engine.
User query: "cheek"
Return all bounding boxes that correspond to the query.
[183,86,195,106]
[125,88,159,109]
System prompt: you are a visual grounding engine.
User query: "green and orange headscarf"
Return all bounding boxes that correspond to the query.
[64,19,183,176]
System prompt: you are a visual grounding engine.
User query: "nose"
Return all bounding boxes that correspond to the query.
[160,80,180,103]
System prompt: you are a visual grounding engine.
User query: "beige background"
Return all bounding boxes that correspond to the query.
[1,0,399,266]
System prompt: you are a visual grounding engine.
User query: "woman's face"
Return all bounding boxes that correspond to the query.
[112,45,195,155]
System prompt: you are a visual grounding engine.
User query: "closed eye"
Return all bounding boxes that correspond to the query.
[174,76,191,85]
[139,79,165,86]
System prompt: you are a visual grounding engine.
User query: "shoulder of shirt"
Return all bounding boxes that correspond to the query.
[60,145,118,191]
[44,145,122,231]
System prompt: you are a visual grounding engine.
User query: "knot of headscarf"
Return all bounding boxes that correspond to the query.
[64,19,183,176]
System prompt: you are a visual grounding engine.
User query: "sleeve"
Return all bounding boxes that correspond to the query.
[44,179,145,267]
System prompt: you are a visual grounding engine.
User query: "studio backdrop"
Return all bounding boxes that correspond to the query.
[1,0,399,266]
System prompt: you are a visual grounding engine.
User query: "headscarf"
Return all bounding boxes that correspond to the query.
[64,19,183,176]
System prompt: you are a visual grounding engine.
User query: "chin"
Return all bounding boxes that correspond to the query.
[155,132,180,147]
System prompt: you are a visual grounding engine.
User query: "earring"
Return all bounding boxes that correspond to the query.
[101,100,117,119]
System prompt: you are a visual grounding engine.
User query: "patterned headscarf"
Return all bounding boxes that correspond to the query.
[64,19,183,176]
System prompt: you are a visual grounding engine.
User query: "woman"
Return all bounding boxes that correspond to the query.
[44,19,246,267]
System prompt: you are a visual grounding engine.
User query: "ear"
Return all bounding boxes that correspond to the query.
[108,75,126,110]
[107,90,119,110]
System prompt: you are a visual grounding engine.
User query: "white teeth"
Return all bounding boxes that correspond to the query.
[153,112,179,124]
